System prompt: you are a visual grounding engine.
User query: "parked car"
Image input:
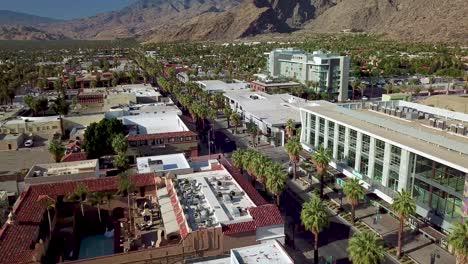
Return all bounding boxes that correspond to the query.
[24,139,34,147]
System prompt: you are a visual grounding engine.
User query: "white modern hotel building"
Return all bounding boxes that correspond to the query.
[299,100,468,232]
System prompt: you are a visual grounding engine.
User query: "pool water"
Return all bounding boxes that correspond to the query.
[78,235,114,259]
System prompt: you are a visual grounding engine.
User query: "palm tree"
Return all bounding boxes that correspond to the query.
[224,107,233,128]
[253,155,271,188]
[104,191,114,216]
[266,163,287,206]
[68,183,89,216]
[301,195,329,264]
[311,145,332,199]
[247,121,259,147]
[232,149,245,174]
[359,82,367,101]
[285,137,302,180]
[48,139,65,163]
[351,79,361,100]
[114,153,129,170]
[112,133,127,154]
[88,192,105,222]
[38,195,55,235]
[343,178,365,225]
[117,173,135,221]
[231,112,241,134]
[348,232,386,264]
[392,190,416,258]
[285,119,296,138]
[447,221,468,264]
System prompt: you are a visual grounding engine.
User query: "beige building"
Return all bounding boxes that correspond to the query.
[0,133,25,151]
[24,159,99,186]
[0,116,62,139]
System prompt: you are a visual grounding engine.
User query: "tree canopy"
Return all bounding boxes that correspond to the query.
[83,118,126,159]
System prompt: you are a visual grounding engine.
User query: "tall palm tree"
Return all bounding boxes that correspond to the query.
[117,173,135,222]
[253,155,271,188]
[352,79,361,100]
[392,190,416,258]
[48,139,65,163]
[348,232,386,264]
[231,112,241,134]
[359,82,367,101]
[38,195,55,235]
[88,192,105,222]
[266,163,287,206]
[285,137,302,180]
[104,191,114,216]
[68,183,89,216]
[301,195,329,264]
[447,221,468,264]
[285,119,296,138]
[224,107,233,128]
[343,178,365,225]
[247,121,259,147]
[112,133,128,154]
[311,145,332,199]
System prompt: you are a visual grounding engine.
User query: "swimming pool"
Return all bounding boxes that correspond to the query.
[78,235,114,259]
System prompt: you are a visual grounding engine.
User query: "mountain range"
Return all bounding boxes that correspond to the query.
[0,0,467,43]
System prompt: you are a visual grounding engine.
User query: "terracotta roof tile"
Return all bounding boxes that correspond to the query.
[248,204,284,227]
[0,225,39,264]
[61,152,87,162]
[222,221,256,235]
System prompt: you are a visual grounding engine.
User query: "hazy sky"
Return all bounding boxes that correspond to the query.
[0,0,133,20]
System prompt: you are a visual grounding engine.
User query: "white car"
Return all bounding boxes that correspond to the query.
[24,139,34,147]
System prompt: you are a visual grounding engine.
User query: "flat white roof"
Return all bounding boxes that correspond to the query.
[1,116,61,126]
[137,153,190,174]
[176,168,256,231]
[197,80,248,92]
[231,241,293,264]
[123,113,189,134]
[225,90,307,125]
[157,187,180,236]
[27,159,98,177]
[110,84,160,97]
[107,103,181,118]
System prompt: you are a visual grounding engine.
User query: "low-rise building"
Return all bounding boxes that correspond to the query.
[0,133,25,151]
[224,90,306,146]
[196,80,249,94]
[24,159,99,186]
[0,116,62,139]
[105,103,181,119]
[250,79,302,94]
[137,153,192,176]
[0,161,284,264]
[124,113,199,158]
[299,100,468,232]
[191,241,293,264]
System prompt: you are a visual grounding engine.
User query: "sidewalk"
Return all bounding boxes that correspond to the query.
[289,175,456,264]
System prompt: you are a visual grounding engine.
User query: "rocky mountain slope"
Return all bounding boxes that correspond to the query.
[0,0,466,43]
[0,25,68,40]
[0,10,61,26]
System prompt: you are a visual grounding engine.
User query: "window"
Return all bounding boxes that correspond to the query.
[390,146,401,170]
[362,134,370,154]
[338,125,345,143]
[373,162,383,184]
[388,170,399,191]
[185,136,192,141]
[349,130,357,149]
[375,139,385,161]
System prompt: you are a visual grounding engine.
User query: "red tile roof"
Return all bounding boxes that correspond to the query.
[15,173,156,224]
[61,152,87,162]
[222,221,256,235]
[0,225,40,264]
[220,159,268,206]
[248,204,284,227]
[127,131,198,141]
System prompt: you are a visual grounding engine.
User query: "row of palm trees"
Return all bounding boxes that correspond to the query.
[232,149,287,206]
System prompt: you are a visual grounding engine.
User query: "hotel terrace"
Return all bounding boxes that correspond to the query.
[0,160,283,264]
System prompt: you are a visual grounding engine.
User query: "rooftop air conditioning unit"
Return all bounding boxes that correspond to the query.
[450,124,458,133]
[429,118,436,127]
[406,112,418,120]
[456,125,466,135]
[436,120,446,130]
[396,110,403,118]
[391,109,397,116]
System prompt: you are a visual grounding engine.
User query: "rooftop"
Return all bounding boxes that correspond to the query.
[175,168,256,231]
[0,133,22,141]
[107,103,181,119]
[137,153,191,174]
[224,90,307,126]
[109,84,161,98]
[1,116,60,126]
[197,80,248,92]
[25,159,98,178]
[301,101,468,172]
[124,113,190,135]
[231,241,293,264]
